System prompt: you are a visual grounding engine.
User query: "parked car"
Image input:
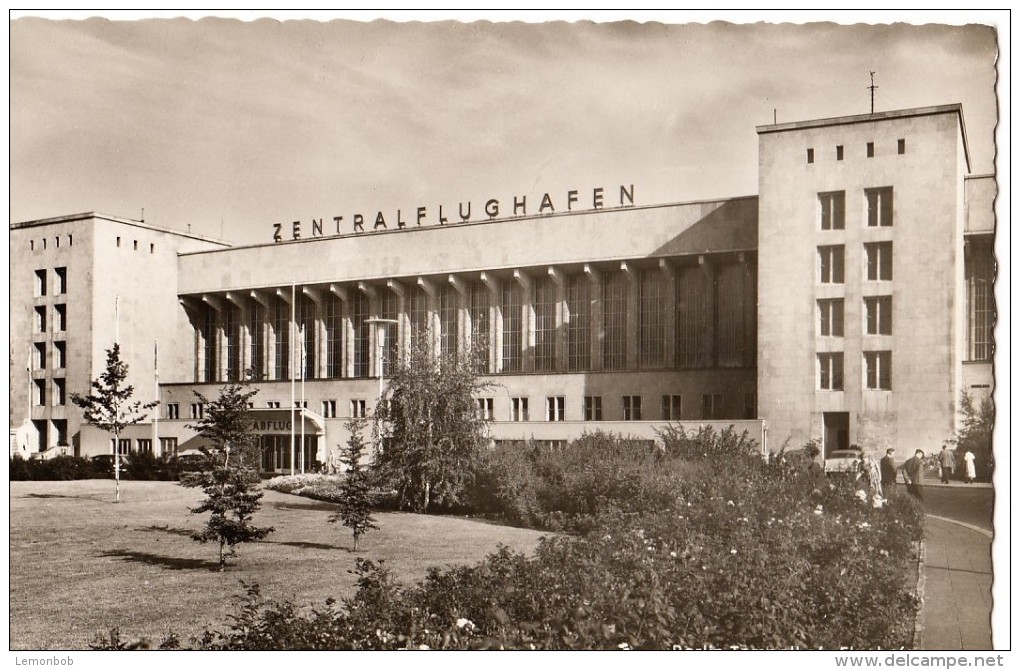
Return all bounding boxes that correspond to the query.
[824,449,863,475]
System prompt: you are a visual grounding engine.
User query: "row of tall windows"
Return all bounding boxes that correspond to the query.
[196,261,755,382]
[818,351,893,391]
[818,187,893,230]
[482,393,753,421]
[818,242,893,284]
[817,297,892,337]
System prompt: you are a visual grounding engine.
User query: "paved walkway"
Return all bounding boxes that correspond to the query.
[920,515,993,650]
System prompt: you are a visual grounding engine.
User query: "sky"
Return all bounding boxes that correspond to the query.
[9,11,1004,245]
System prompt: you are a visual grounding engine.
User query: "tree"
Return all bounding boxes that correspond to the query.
[70,343,157,502]
[374,334,492,512]
[187,381,262,469]
[185,379,273,570]
[329,418,378,550]
[955,391,995,481]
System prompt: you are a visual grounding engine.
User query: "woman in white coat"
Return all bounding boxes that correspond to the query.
[963,450,977,483]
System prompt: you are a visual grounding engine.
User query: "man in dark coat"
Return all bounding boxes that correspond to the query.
[939,445,956,484]
[880,448,898,490]
[903,449,925,500]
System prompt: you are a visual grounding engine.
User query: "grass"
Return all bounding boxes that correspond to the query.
[9,479,549,650]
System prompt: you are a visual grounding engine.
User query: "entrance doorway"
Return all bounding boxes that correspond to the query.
[823,412,850,456]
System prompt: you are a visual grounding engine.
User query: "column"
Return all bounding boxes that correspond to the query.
[548,266,566,372]
[622,261,639,370]
[480,272,502,374]
[514,268,534,373]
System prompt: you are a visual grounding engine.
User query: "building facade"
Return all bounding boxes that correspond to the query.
[9,105,995,469]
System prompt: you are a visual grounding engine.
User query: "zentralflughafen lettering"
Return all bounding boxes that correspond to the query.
[271,184,635,243]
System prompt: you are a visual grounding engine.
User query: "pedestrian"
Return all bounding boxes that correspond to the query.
[963,450,977,484]
[902,449,925,500]
[939,444,956,484]
[880,448,897,490]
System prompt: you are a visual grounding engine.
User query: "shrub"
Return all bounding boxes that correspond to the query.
[10,455,32,480]
[122,451,182,481]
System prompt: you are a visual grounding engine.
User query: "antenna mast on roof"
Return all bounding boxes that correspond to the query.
[868,71,878,114]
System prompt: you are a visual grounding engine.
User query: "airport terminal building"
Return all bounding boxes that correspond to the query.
[9,104,996,471]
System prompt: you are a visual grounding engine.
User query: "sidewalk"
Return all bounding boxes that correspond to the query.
[920,515,993,650]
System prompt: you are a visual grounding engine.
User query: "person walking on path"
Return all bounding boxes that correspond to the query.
[903,449,925,500]
[963,450,977,483]
[880,448,897,489]
[939,444,956,484]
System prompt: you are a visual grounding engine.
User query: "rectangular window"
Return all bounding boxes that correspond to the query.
[865,242,893,281]
[716,262,753,368]
[469,283,490,372]
[160,437,178,456]
[583,395,603,421]
[819,191,846,230]
[967,243,994,361]
[546,396,565,422]
[167,403,180,420]
[676,266,708,368]
[818,353,845,391]
[864,351,892,390]
[818,246,845,284]
[225,304,240,383]
[440,285,459,361]
[866,141,874,158]
[350,399,367,418]
[898,139,906,154]
[34,379,46,406]
[325,294,343,379]
[35,269,47,297]
[501,283,523,373]
[475,397,494,420]
[55,267,67,294]
[54,378,65,405]
[661,395,682,420]
[566,274,591,371]
[379,289,399,376]
[352,291,370,379]
[603,271,628,370]
[322,400,337,418]
[864,296,893,335]
[54,341,66,368]
[249,301,265,381]
[266,401,281,409]
[34,342,47,369]
[203,304,218,383]
[273,297,290,380]
[622,395,642,421]
[806,148,814,164]
[836,145,844,161]
[35,306,46,333]
[408,285,430,344]
[534,278,557,371]
[701,394,724,420]
[866,187,893,227]
[114,438,131,455]
[298,294,316,379]
[818,298,845,337]
[54,304,67,331]
[511,397,529,422]
[190,403,204,419]
[639,271,665,367]
[136,439,153,454]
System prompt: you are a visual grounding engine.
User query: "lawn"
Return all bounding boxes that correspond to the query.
[9,479,549,650]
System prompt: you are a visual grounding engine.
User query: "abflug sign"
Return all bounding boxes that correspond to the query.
[271,184,635,243]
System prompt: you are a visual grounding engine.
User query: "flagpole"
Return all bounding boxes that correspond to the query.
[290,283,296,475]
[153,339,160,458]
[300,324,306,474]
